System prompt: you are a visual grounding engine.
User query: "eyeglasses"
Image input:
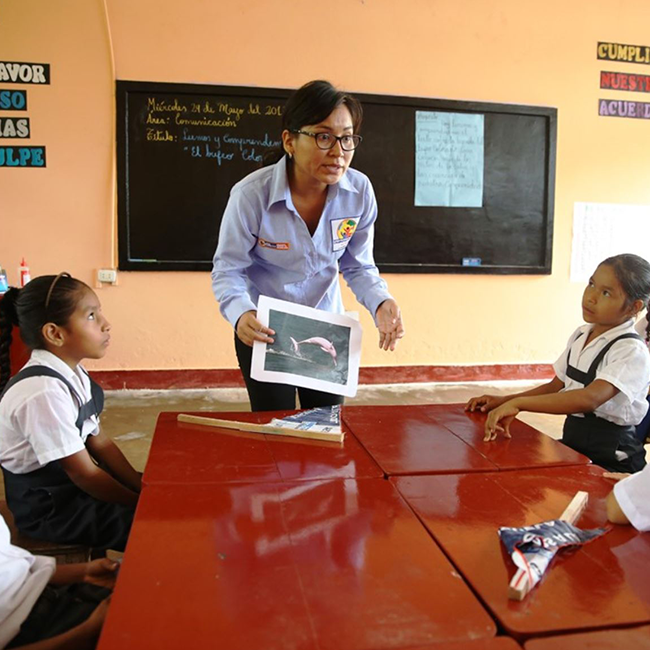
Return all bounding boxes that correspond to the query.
[293,130,362,151]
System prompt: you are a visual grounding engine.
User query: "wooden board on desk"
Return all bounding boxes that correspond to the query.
[177,412,344,443]
[143,411,382,486]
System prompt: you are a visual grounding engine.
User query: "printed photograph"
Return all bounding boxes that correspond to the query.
[265,310,350,385]
[251,296,362,397]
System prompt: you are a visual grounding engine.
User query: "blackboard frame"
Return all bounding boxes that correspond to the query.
[116,80,556,274]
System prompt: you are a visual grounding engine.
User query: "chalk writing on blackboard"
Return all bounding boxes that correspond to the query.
[414,111,484,208]
[139,95,282,165]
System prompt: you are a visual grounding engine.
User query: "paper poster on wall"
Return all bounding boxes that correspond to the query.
[414,110,484,208]
[0,61,50,85]
[570,202,650,282]
[598,98,650,119]
[251,296,363,397]
[0,117,30,138]
[600,70,650,93]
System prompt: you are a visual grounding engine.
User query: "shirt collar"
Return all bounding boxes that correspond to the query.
[584,318,635,344]
[268,156,289,209]
[30,349,78,380]
[267,156,359,210]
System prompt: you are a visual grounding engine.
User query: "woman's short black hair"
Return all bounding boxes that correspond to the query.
[264,80,362,165]
[281,79,362,134]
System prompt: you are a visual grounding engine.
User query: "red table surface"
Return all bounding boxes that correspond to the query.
[98,478,496,650]
[524,624,650,649]
[343,404,589,476]
[393,465,650,640]
[404,639,521,650]
[143,411,383,485]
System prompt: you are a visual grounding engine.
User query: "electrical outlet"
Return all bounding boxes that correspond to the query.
[97,269,118,284]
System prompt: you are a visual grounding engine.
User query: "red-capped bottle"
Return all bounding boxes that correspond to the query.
[18,258,31,287]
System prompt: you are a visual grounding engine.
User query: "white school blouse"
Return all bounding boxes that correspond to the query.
[0,349,99,473]
[635,314,649,343]
[613,464,650,532]
[0,515,54,649]
[553,319,650,426]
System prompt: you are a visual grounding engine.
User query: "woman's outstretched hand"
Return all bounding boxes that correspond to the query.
[375,299,405,351]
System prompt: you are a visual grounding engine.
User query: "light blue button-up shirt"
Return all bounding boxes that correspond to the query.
[211,156,393,328]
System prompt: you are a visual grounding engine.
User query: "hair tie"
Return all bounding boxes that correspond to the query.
[45,272,71,310]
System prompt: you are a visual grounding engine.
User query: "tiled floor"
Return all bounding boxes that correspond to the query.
[100,380,567,474]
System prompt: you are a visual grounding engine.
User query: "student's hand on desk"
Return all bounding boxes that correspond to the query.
[465,394,506,412]
[236,311,275,347]
[484,401,520,441]
[84,557,120,589]
[375,299,405,351]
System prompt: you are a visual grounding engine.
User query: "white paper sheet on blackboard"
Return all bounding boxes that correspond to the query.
[414,111,484,208]
[571,202,650,282]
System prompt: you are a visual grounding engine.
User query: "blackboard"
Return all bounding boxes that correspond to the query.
[117,81,556,274]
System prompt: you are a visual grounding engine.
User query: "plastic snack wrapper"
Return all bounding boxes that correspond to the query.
[499,519,610,595]
[269,405,342,433]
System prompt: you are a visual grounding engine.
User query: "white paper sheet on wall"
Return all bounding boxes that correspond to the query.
[414,111,484,208]
[571,202,650,283]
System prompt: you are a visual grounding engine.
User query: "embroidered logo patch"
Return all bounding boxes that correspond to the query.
[259,238,290,250]
[331,217,359,252]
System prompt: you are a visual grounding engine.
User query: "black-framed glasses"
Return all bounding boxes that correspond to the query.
[293,130,362,151]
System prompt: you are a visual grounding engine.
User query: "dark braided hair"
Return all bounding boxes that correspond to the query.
[263,80,363,166]
[600,254,650,343]
[0,274,88,392]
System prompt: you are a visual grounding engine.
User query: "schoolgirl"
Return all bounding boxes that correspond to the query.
[466,254,650,473]
[0,274,139,551]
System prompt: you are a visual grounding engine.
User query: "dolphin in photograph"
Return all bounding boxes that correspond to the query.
[290,336,338,366]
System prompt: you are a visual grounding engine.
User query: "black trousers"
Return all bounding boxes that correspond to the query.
[562,414,647,473]
[234,334,344,412]
[3,464,135,552]
[7,583,110,648]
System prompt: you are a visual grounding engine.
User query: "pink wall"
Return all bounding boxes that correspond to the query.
[2,0,650,373]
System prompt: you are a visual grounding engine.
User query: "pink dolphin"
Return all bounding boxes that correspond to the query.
[290,336,337,366]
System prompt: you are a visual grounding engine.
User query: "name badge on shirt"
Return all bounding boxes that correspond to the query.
[331,217,359,252]
[259,239,290,251]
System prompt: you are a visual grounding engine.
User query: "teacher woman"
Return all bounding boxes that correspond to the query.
[211,80,405,412]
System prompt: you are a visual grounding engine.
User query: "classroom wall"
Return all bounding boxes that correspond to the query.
[2,0,650,374]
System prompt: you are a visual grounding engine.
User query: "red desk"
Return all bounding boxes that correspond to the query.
[393,465,650,640]
[98,478,496,650]
[143,411,383,485]
[343,404,589,476]
[406,640,521,650]
[524,624,650,649]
